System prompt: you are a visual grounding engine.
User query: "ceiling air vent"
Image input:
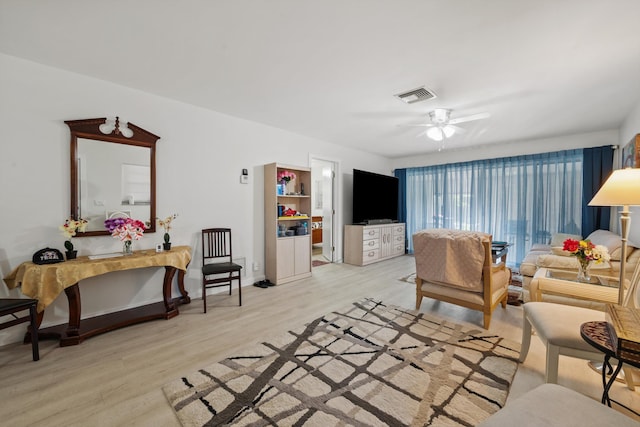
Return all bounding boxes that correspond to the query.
[394,86,437,104]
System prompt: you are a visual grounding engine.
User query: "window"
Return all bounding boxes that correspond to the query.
[399,149,583,266]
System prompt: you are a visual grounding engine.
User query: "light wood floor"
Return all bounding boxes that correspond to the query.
[1,255,638,426]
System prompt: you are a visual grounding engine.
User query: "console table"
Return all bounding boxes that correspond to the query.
[3,246,191,346]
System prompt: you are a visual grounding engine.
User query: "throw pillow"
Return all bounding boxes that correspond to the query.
[550,232,582,247]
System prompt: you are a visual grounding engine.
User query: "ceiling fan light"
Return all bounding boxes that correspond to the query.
[443,125,455,138]
[430,108,451,124]
[426,127,443,141]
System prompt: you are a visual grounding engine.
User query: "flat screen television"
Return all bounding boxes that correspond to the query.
[352,169,399,225]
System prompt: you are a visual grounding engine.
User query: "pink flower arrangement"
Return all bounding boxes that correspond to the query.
[277,170,296,183]
[104,217,146,241]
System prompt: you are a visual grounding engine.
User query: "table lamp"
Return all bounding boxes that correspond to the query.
[588,168,640,305]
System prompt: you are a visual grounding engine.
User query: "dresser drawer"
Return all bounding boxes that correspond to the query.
[393,225,405,235]
[392,244,405,256]
[362,249,380,264]
[362,239,380,250]
[363,227,380,240]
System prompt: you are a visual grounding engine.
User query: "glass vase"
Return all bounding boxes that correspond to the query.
[123,240,133,255]
[576,258,591,282]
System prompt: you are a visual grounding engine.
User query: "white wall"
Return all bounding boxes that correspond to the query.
[390,129,619,169]
[0,53,390,345]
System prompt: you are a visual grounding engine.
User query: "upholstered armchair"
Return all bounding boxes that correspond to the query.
[413,229,511,329]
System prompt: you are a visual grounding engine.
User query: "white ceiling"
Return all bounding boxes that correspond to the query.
[2,1,640,158]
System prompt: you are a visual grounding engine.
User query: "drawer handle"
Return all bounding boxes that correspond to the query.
[368,230,376,236]
[367,251,375,257]
[368,241,375,246]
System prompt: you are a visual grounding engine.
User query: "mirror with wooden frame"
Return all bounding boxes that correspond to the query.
[66,117,159,236]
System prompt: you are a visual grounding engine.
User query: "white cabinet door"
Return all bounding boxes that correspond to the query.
[379,225,394,258]
[294,235,311,275]
[277,238,295,280]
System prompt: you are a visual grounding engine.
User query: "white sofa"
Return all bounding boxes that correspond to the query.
[519,229,640,305]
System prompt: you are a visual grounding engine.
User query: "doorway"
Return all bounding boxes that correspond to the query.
[310,158,337,264]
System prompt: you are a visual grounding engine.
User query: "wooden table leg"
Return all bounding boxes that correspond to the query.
[64,284,81,337]
[173,268,191,305]
[163,266,178,314]
[28,303,40,361]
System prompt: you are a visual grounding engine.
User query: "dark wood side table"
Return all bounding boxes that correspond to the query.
[580,321,640,406]
[0,299,39,361]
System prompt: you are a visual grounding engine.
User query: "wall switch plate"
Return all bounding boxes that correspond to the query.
[240,175,249,184]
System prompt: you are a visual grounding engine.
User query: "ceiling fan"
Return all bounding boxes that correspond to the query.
[408,108,490,145]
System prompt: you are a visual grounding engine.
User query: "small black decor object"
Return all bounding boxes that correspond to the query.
[300,183,305,195]
[163,242,172,251]
[63,240,77,260]
[32,248,64,264]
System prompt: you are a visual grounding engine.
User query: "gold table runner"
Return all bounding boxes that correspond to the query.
[3,246,191,313]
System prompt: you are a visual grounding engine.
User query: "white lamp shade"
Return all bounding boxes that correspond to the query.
[588,168,640,206]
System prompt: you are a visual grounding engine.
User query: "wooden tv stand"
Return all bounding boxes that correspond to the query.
[344,223,405,266]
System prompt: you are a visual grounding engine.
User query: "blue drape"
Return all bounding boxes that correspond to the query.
[395,168,407,224]
[402,149,584,267]
[394,168,408,252]
[581,146,614,236]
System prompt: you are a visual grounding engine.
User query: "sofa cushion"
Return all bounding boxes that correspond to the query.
[530,243,551,252]
[536,253,610,270]
[586,229,622,259]
[478,383,639,427]
[611,245,638,261]
[524,302,605,350]
[519,247,551,277]
[550,246,570,256]
[550,232,582,247]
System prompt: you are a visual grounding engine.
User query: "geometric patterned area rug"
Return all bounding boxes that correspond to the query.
[163,298,520,426]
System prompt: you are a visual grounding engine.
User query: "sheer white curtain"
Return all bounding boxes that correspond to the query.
[402,149,583,267]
